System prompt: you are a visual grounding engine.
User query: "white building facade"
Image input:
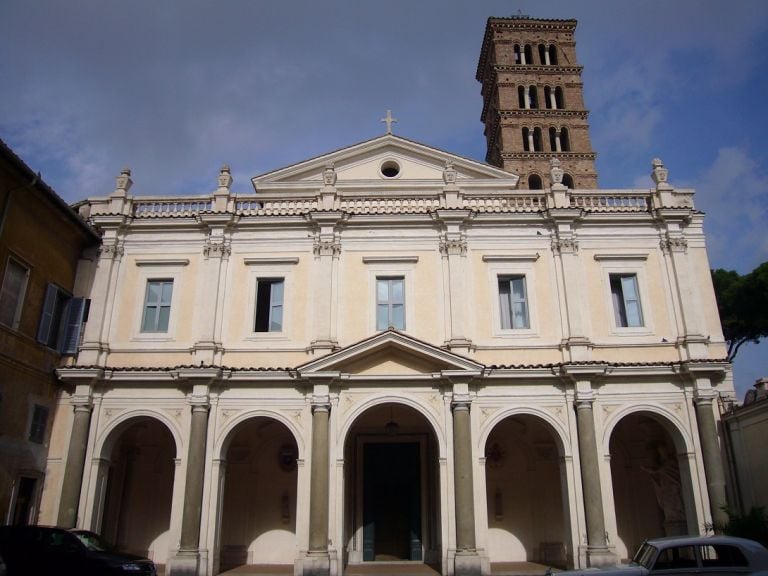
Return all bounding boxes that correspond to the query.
[38,134,733,576]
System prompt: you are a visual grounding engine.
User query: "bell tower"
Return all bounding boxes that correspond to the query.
[476,16,598,189]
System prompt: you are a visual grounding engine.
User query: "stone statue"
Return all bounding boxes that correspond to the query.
[641,444,685,524]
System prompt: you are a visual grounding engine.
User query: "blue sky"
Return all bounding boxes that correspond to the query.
[1,0,766,397]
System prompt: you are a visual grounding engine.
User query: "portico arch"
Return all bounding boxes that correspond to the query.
[341,399,444,570]
[214,415,301,574]
[481,411,574,569]
[96,414,178,568]
[605,407,698,561]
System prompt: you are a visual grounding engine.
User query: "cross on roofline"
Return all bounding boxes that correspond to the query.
[380,110,397,134]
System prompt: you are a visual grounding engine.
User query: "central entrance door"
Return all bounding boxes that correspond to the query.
[363,442,422,561]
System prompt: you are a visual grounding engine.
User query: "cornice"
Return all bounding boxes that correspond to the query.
[491,64,583,75]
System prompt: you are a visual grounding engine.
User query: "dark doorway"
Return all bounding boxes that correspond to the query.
[11,477,37,525]
[363,442,421,561]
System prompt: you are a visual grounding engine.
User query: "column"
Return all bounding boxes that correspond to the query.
[57,396,93,528]
[527,130,535,152]
[169,384,211,576]
[693,391,729,528]
[524,86,531,109]
[452,399,481,576]
[549,91,558,110]
[555,130,563,152]
[306,400,331,576]
[574,389,615,567]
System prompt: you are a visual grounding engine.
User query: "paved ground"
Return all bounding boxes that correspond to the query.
[208,561,557,576]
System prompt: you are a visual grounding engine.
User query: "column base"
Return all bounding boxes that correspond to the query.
[585,546,617,568]
[167,549,202,576]
[301,551,331,576]
[454,550,482,576]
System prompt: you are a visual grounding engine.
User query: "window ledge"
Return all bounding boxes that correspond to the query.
[483,254,540,262]
[609,327,654,337]
[135,258,190,266]
[245,333,290,341]
[132,333,176,342]
[594,253,648,261]
[244,257,299,266]
[363,256,419,264]
[493,329,539,339]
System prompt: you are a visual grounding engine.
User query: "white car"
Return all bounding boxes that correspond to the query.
[557,536,768,576]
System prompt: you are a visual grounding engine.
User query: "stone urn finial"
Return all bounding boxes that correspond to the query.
[443,159,457,184]
[323,162,337,186]
[217,164,233,190]
[651,158,668,186]
[114,167,132,195]
[549,157,564,185]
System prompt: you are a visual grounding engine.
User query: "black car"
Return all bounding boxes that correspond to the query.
[0,525,156,576]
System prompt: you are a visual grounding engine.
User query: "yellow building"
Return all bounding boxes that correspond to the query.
[0,138,98,528]
[40,16,734,576]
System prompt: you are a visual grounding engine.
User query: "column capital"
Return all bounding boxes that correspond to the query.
[69,381,95,410]
[574,390,596,409]
[311,400,331,413]
[451,398,472,412]
[693,389,717,405]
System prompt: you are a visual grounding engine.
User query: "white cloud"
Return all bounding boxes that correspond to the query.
[694,146,768,272]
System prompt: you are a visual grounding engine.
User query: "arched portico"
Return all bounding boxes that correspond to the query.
[340,400,444,570]
[212,415,301,574]
[94,415,178,568]
[481,412,574,569]
[605,409,698,560]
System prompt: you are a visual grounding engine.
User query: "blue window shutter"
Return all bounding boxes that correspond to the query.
[61,298,86,355]
[37,284,58,344]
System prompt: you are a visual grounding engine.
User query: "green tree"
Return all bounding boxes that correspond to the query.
[711,262,768,361]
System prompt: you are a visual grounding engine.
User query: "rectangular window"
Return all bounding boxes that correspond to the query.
[376,277,405,330]
[29,404,49,444]
[141,280,174,333]
[610,273,643,327]
[254,278,284,332]
[498,275,530,329]
[37,284,87,354]
[0,258,30,329]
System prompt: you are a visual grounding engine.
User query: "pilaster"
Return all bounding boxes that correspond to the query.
[307,212,345,353]
[194,210,234,365]
[547,207,591,361]
[435,209,474,353]
[78,214,126,366]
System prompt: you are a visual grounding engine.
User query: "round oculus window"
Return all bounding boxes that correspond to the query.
[380,160,401,178]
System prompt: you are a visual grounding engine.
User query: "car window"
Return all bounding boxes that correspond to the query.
[652,546,697,571]
[73,532,110,552]
[42,530,83,554]
[699,545,749,568]
[634,543,658,569]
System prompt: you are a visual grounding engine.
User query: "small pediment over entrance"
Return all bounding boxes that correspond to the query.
[296,330,485,377]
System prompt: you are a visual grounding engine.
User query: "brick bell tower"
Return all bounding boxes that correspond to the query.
[476,16,598,189]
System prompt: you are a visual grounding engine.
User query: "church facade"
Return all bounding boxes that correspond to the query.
[39,17,733,576]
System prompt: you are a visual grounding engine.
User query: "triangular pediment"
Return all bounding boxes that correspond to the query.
[251,134,518,192]
[296,330,485,377]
